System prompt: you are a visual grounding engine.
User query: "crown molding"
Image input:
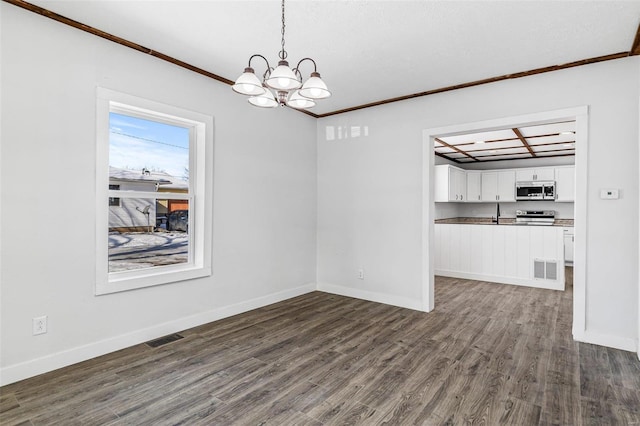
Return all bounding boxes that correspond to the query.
[3,0,637,119]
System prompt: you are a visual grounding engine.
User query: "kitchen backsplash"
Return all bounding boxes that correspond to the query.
[452,200,574,219]
[434,202,462,220]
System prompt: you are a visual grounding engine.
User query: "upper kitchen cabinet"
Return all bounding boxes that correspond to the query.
[481,170,516,202]
[555,166,575,202]
[466,171,482,202]
[434,164,467,202]
[515,167,555,181]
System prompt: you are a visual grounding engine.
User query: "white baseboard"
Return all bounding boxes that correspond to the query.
[0,283,316,386]
[316,282,424,311]
[573,329,638,353]
[435,270,564,291]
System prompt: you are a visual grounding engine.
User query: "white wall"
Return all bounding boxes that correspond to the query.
[0,4,317,384]
[317,57,639,350]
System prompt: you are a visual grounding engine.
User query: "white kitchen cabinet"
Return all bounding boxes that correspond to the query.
[563,227,574,264]
[451,167,467,202]
[466,171,482,202]
[434,165,467,202]
[516,167,555,181]
[555,166,575,202]
[497,171,516,201]
[481,172,497,201]
[481,170,516,202]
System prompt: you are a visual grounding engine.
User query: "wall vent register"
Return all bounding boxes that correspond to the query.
[534,260,558,280]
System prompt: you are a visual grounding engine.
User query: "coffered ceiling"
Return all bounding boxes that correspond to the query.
[7,1,640,117]
[435,121,576,163]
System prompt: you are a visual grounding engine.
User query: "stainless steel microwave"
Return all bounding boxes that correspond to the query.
[515,181,556,200]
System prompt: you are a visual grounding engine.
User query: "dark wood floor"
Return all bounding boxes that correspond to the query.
[2,269,640,425]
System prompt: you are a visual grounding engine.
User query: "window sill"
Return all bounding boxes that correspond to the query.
[96,265,212,295]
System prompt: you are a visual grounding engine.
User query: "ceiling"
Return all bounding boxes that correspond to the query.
[435,121,575,163]
[14,1,640,116]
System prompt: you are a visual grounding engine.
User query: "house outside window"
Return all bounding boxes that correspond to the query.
[108,184,121,206]
[96,88,213,295]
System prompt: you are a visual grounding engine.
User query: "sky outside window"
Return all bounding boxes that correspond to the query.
[109,112,189,177]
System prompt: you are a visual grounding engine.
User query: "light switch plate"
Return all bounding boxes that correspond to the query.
[600,189,619,199]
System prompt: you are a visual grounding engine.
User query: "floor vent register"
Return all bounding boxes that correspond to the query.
[145,333,184,348]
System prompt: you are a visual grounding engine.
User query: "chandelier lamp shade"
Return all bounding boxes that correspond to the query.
[232,0,331,109]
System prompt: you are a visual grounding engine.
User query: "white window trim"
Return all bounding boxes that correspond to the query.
[96,87,213,295]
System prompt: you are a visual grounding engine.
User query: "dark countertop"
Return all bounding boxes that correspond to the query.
[435,217,574,227]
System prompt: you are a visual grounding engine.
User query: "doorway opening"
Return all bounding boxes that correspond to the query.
[422,106,588,340]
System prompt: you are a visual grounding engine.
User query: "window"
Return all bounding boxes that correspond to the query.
[108,184,121,206]
[96,88,213,295]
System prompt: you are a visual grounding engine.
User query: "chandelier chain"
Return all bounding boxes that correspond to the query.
[279,0,287,60]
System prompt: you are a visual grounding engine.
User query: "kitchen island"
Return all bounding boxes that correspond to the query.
[434,218,569,290]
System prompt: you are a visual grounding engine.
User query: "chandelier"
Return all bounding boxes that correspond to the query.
[232,0,331,109]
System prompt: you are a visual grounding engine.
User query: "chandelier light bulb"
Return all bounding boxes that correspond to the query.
[287,90,316,109]
[248,88,278,108]
[266,61,301,91]
[299,72,331,99]
[232,67,266,96]
[243,84,257,93]
[278,77,290,88]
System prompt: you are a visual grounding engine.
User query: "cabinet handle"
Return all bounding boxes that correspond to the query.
[461,195,464,200]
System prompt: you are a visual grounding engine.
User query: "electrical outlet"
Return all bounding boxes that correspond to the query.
[33,316,47,335]
[357,268,365,280]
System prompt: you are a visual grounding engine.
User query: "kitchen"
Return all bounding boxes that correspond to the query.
[433,121,575,291]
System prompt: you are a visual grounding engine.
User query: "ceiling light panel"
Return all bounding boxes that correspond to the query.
[446,152,470,159]
[435,146,456,153]
[518,121,576,137]
[536,150,575,157]
[527,134,576,145]
[489,153,537,160]
[474,147,530,156]
[438,129,516,145]
[464,140,523,151]
[532,145,575,152]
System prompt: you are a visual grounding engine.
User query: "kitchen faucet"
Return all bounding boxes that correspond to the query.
[492,203,501,224]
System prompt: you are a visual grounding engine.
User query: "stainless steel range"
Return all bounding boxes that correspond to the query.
[515,210,556,226]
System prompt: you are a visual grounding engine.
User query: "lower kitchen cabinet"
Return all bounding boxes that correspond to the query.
[564,227,574,264]
[434,223,565,290]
